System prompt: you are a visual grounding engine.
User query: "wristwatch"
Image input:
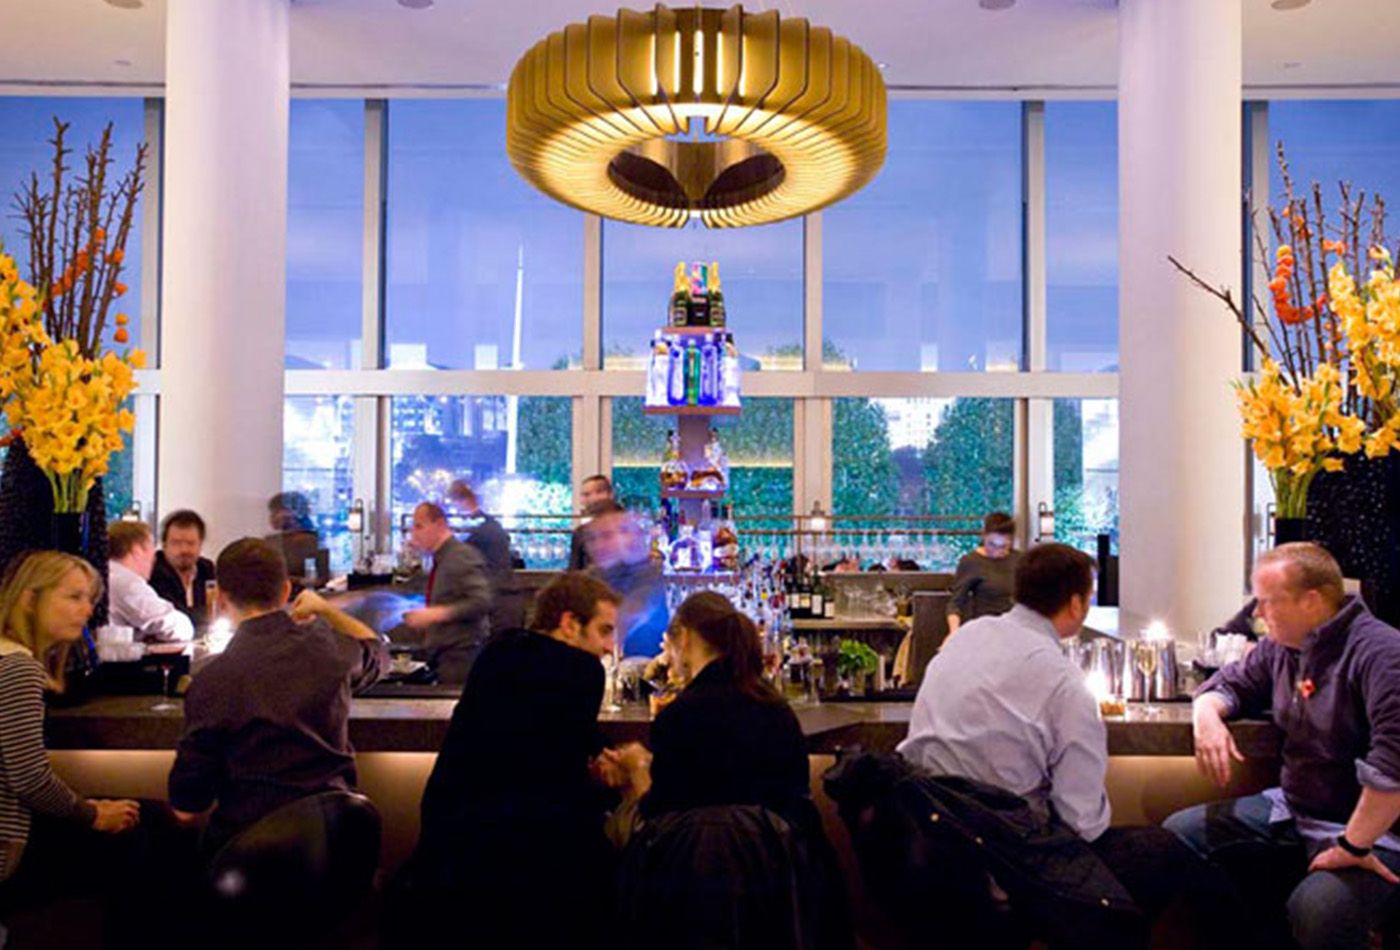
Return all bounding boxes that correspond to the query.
[1336,833,1372,858]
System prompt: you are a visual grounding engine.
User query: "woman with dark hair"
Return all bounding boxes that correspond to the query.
[614,592,852,948]
[946,511,1021,639]
[635,591,808,820]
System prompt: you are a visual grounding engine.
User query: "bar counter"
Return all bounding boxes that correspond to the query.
[47,695,1283,757]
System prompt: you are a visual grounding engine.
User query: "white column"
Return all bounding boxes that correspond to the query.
[1118,0,1244,636]
[159,0,289,554]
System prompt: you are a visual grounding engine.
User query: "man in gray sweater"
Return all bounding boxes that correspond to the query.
[404,502,493,685]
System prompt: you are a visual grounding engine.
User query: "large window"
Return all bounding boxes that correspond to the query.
[0,96,146,354]
[833,396,1014,568]
[1046,102,1118,372]
[385,100,583,371]
[603,220,803,370]
[283,396,356,572]
[1268,101,1400,220]
[287,100,363,369]
[390,395,573,567]
[823,102,1023,372]
[1050,398,1119,555]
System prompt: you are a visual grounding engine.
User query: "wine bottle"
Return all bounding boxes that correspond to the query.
[671,262,689,327]
[810,570,825,619]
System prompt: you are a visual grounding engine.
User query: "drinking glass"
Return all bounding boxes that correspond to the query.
[151,661,178,712]
[1134,642,1159,718]
[601,650,622,713]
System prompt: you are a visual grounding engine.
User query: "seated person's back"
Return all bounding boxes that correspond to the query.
[169,538,387,854]
[640,593,809,822]
[411,573,623,947]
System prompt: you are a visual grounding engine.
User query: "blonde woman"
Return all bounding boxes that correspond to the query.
[0,551,140,890]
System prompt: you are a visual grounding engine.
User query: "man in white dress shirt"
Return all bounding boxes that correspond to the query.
[899,543,1241,947]
[107,521,193,643]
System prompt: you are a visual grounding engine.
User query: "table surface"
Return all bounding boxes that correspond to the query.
[46,695,1280,757]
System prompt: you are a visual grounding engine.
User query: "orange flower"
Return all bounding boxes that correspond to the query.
[1269,277,1288,293]
[113,282,128,296]
[115,313,129,327]
[108,248,125,264]
[1323,239,1347,255]
[93,227,106,242]
[49,283,63,299]
[113,327,129,344]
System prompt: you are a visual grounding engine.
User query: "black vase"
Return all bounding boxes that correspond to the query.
[1273,516,1308,546]
[49,511,90,556]
[1307,454,1400,627]
[0,437,110,626]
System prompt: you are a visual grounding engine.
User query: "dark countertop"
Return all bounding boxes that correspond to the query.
[47,696,1282,758]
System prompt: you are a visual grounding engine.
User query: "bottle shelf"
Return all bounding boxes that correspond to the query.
[661,488,727,500]
[644,405,741,417]
[663,571,740,582]
[657,325,727,336]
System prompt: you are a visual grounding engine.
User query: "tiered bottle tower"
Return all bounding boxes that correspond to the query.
[646,262,741,577]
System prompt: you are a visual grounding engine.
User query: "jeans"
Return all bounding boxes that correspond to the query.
[1164,793,1400,950]
[1089,825,1256,950]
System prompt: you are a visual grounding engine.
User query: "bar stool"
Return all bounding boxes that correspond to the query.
[204,790,381,948]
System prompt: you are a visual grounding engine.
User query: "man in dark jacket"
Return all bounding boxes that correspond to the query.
[409,572,625,947]
[447,479,518,632]
[150,509,217,625]
[403,502,492,684]
[568,474,615,572]
[1167,542,1400,949]
[169,538,388,855]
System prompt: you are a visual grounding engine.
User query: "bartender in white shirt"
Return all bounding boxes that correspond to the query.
[106,521,194,642]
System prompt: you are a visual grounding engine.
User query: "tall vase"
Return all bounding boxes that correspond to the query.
[1273,516,1308,546]
[49,510,90,557]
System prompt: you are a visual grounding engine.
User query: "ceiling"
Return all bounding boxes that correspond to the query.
[3,0,1399,95]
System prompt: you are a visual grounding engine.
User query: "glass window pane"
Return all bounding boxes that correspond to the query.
[0,97,146,355]
[823,102,1023,372]
[287,100,363,369]
[385,100,583,370]
[1046,102,1118,373]
[602,220,803,371]
[283,396,356,573]
[611,397,794,531]
[1269,101,1400,220]
[833,397,1013,569]
[390,395,573,568]
[1050,398,1119,557]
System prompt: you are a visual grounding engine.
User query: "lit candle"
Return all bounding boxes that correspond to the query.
[1143,619,1171,642]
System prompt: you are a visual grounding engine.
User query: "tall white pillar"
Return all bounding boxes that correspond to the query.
[1118,0,1244,637]
[159,0,289,554]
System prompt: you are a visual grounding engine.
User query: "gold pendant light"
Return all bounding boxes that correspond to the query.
[506,4,887,229]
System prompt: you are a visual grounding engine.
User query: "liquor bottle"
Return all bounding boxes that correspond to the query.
[696,429,728,491]
[670,516,700,573]
[684,338,701,406]
[713,502,740,571]
[688,262,707,327]
[646,332,669,406]
[660,430,689,491]
[795,569,811,619]
[706,260,725,327]
[721,333,741,408]
[810,568,825,619]
[697,501,714,573]
[667,337,686,406]
[670,262,689,327]
[698,334,719,406]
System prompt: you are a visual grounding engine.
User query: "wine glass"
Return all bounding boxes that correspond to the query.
[1134,642,1160,718]
[151,660,178,713]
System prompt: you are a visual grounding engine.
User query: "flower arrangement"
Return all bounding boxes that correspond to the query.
[1170,145,1400,518]
[0,119,148,513]
[0,252,144,512]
